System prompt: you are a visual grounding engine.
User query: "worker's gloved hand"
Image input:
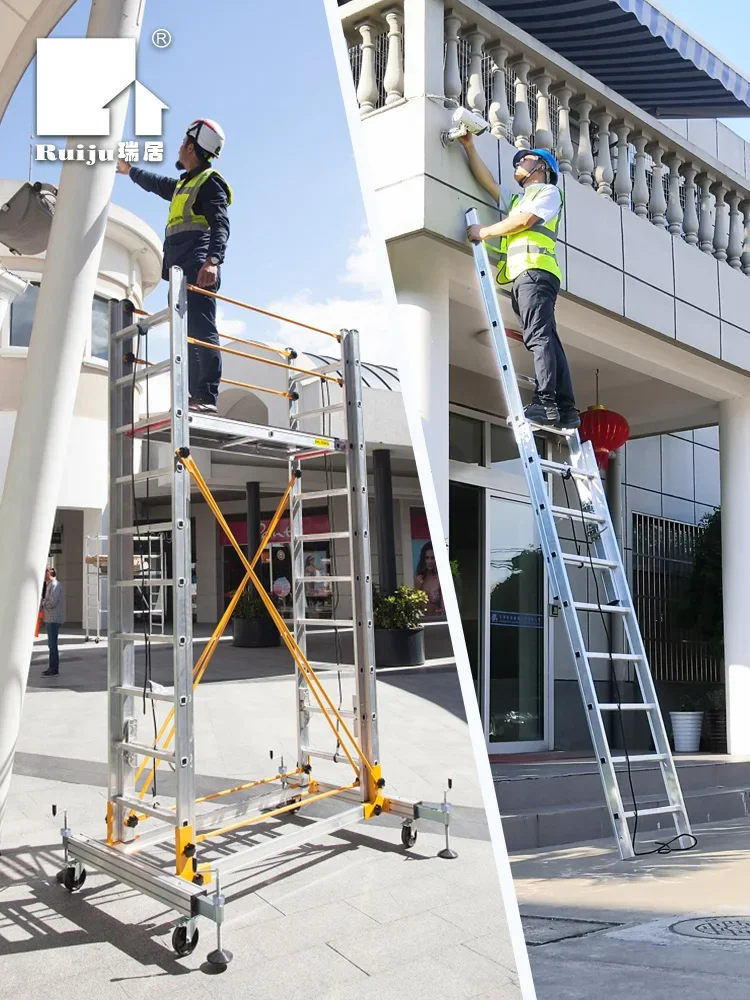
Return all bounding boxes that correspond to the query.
[116,159,132,175]
[466,224,484,243]
[196,261,218,289]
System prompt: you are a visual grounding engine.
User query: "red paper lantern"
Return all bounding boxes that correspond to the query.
[579,404,630,470]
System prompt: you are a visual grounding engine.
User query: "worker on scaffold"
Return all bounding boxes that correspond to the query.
[461,137,579,430]
[117,119,232,414]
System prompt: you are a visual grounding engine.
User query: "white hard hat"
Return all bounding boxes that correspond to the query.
[186,119,225,159]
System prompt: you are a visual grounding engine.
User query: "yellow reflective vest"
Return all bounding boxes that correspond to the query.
[165,167,233,238]
[487,185,563,286]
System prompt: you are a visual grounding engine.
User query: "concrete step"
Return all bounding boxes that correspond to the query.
[494,759,750,852]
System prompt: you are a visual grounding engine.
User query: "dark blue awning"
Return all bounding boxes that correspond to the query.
[477,0,750,117]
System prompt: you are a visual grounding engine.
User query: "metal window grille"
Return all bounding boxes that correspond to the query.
[632,512,721,684]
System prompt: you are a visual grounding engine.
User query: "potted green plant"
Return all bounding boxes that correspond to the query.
[231,586,280,648]
[669,693,704,754]
[373,585,428,667]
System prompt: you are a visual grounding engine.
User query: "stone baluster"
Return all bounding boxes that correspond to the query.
[530,70,553,150]
[444,11,463,106]
[727,193,743,269]
[612,121,632,208]
[664,153,683,237]
[711,181,729,262]
[631,133,649,219]
[592,108,614,198]
[465,28,487,115]
[697,173,715,254]
[509,56,532,149]
[741,200,750,275]
[681,164,699,246]
[646,142,667,227]
[488,44,510,139]
[383,9,404,105]
[574,97,594,187]
[355,21,379,116]
[551,83,574,175]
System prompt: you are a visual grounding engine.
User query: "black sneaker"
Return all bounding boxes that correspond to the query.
[557,407,581,430]
[42,669,59,676]
[523,401,560,426]
[189,401,218,414]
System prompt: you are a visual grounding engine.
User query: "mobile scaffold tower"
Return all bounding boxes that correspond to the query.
[57,267,454,965]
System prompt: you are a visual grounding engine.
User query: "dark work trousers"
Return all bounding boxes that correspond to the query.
[511,269,575,409]
[185,266,222,406]
[46,622,60,673]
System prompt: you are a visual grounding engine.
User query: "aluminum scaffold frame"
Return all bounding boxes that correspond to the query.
[58,266,455,965]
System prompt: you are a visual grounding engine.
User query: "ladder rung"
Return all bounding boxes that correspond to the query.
[598,703,656,711]
[298,618,355,628]
[115,467,173,486]
[300,746,351,762]
[623,805,682,819]
[551,505,605,524]
[112,684,176,703]
[574,602,629,614]
[114,579,173,588]
[306,661,356,672]
[111,632,174,644]
[539,459,597,479]
[114,359,171,387]
[611,754,667,764]
[306,704,356,720]
[298,532,350,542]
[587,653,643,661]
[114,795,177,825]
[297,488,348,502]
[293,404,344,419]
[113,521,172,535]
[562,553,617,570]
[300,576,352,583]
[115,741,175,763]
[507,415,574,438]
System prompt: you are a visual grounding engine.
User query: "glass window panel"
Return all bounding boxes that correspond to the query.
[449,412,484,465]
[9,283,40,347]
[91,296,110,360]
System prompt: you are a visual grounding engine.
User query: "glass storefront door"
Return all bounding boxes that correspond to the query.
[486,494,547,749]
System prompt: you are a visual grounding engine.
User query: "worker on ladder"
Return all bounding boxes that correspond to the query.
[117,120,232,413]
[461,137,579,429]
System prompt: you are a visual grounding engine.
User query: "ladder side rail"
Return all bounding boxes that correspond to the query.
[289,368,311,776]
[570,439,692,838]
[467,212,635,857]
[342,327,380,800]
[108,300,137,844]
[168,267,196,833]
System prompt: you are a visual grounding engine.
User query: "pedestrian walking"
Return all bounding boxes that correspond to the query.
[41,568,64,676]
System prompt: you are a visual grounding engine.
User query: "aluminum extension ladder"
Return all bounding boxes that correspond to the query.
[466,207,692,860]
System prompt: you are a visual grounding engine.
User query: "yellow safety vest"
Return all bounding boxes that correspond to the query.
[165,167,233,238]
[486,185,563,286]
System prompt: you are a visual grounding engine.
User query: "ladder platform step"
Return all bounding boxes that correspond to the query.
[297,488,348,501]
[294,404,344,419]
[574,602,629,614]
[306,661,356,672]
[114,795,177,825]
[298,532,350,542]
[506,415,575,438]
[300,576,352,583]
[539,459,597,479]
[113,359,171,387]
[115,467,174,486]
[611,754,667,764]
[112,683,176,703]
[298,618,355,628]
[587,653,643,661]
[306,705,356,720]
[623,804,683,820]
[550,505,605,524]
[562,553,617,570]
[115,741,175,763]
[113,521,172,536]
[598,702,656,711]
[111,632,174,644]
[114,579,173,588]
[301,746,351,762]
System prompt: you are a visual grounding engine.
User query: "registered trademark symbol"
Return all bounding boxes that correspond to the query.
[152,29,172,49]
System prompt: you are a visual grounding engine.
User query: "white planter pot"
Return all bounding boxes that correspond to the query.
[670,711,703,753]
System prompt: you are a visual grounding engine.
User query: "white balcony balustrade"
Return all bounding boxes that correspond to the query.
[342,0,750,279]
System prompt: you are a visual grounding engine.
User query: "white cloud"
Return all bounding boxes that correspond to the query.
[217,307,246,337]
[339,233,387,295]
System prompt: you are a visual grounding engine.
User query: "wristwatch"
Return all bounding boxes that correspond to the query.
[208,255,220,266]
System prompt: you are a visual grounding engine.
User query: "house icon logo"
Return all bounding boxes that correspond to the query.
[36,38,168,137]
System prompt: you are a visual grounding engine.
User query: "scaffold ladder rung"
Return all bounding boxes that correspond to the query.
[466,205,691,862]
[298,531,350,542]
[114,578,173,588]
[611,754,667,764]
[300,747,352,762]
[114,521,173,535]
[114,359,172,387]
[298,618,355,628]
[298,488,349,501]
[598,702,656,711]
[115,742,176,763]
[114,796,178,824]
[300,575,352,583]
[114,467,174,485]
[294,404,345,419]
[111,684,176,703]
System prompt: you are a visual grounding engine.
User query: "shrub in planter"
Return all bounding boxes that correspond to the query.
[231,586,280,648]
[373,586,428,667]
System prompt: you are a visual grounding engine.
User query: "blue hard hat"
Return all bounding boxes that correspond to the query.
[513,147,559,185]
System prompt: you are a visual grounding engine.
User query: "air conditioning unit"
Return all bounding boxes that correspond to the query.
[0,181,58,256]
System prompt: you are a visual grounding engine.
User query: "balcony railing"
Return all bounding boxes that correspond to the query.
[341,0,750,276]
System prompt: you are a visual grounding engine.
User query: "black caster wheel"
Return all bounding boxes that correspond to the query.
[94,637,100,644]
[172,924,199,957]
[401,825,417,849]
[59,867,87,892]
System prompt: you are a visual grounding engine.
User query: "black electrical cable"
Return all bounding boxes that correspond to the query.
[561,469,697,856]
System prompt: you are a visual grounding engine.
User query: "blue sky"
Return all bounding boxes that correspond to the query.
[0,0,382,359]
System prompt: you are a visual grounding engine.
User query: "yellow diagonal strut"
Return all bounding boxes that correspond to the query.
[129,473,298,804]
[180,452,379,785]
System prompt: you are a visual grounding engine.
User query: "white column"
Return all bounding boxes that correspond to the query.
[719,397,750,755]
[646,141,667,228]
[682,163,699,246]
[697,173,715,254]
[741,199,750,276]
[712,181,729,263]
[612,120,632,208]
[529,69,553,151]
[488,43,510,139]
[389,243,450,529]
[383,8,405,105]
[552,83,574,175]
[574,97,594,187]
[0,269,28,334]
[727,192,743,269]
[443,10,463,106]
[0,0,145,839]
[665,152,684,237]
[404,0,446,100]
[465,28,486,116]
[509,56,532,150]
[592,108,614,198]
[631,132,650,219]
[81,507,104,635]
[355,20,379,115]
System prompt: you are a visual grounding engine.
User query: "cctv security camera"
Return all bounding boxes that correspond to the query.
[441,107,490,146]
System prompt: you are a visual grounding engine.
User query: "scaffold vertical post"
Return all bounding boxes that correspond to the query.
[289,366,311,778]
[107,299,136,844]
[169,266,196,839]
[341,329,380,801]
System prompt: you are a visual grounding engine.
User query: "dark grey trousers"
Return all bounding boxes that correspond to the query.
[511,269,575,409]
